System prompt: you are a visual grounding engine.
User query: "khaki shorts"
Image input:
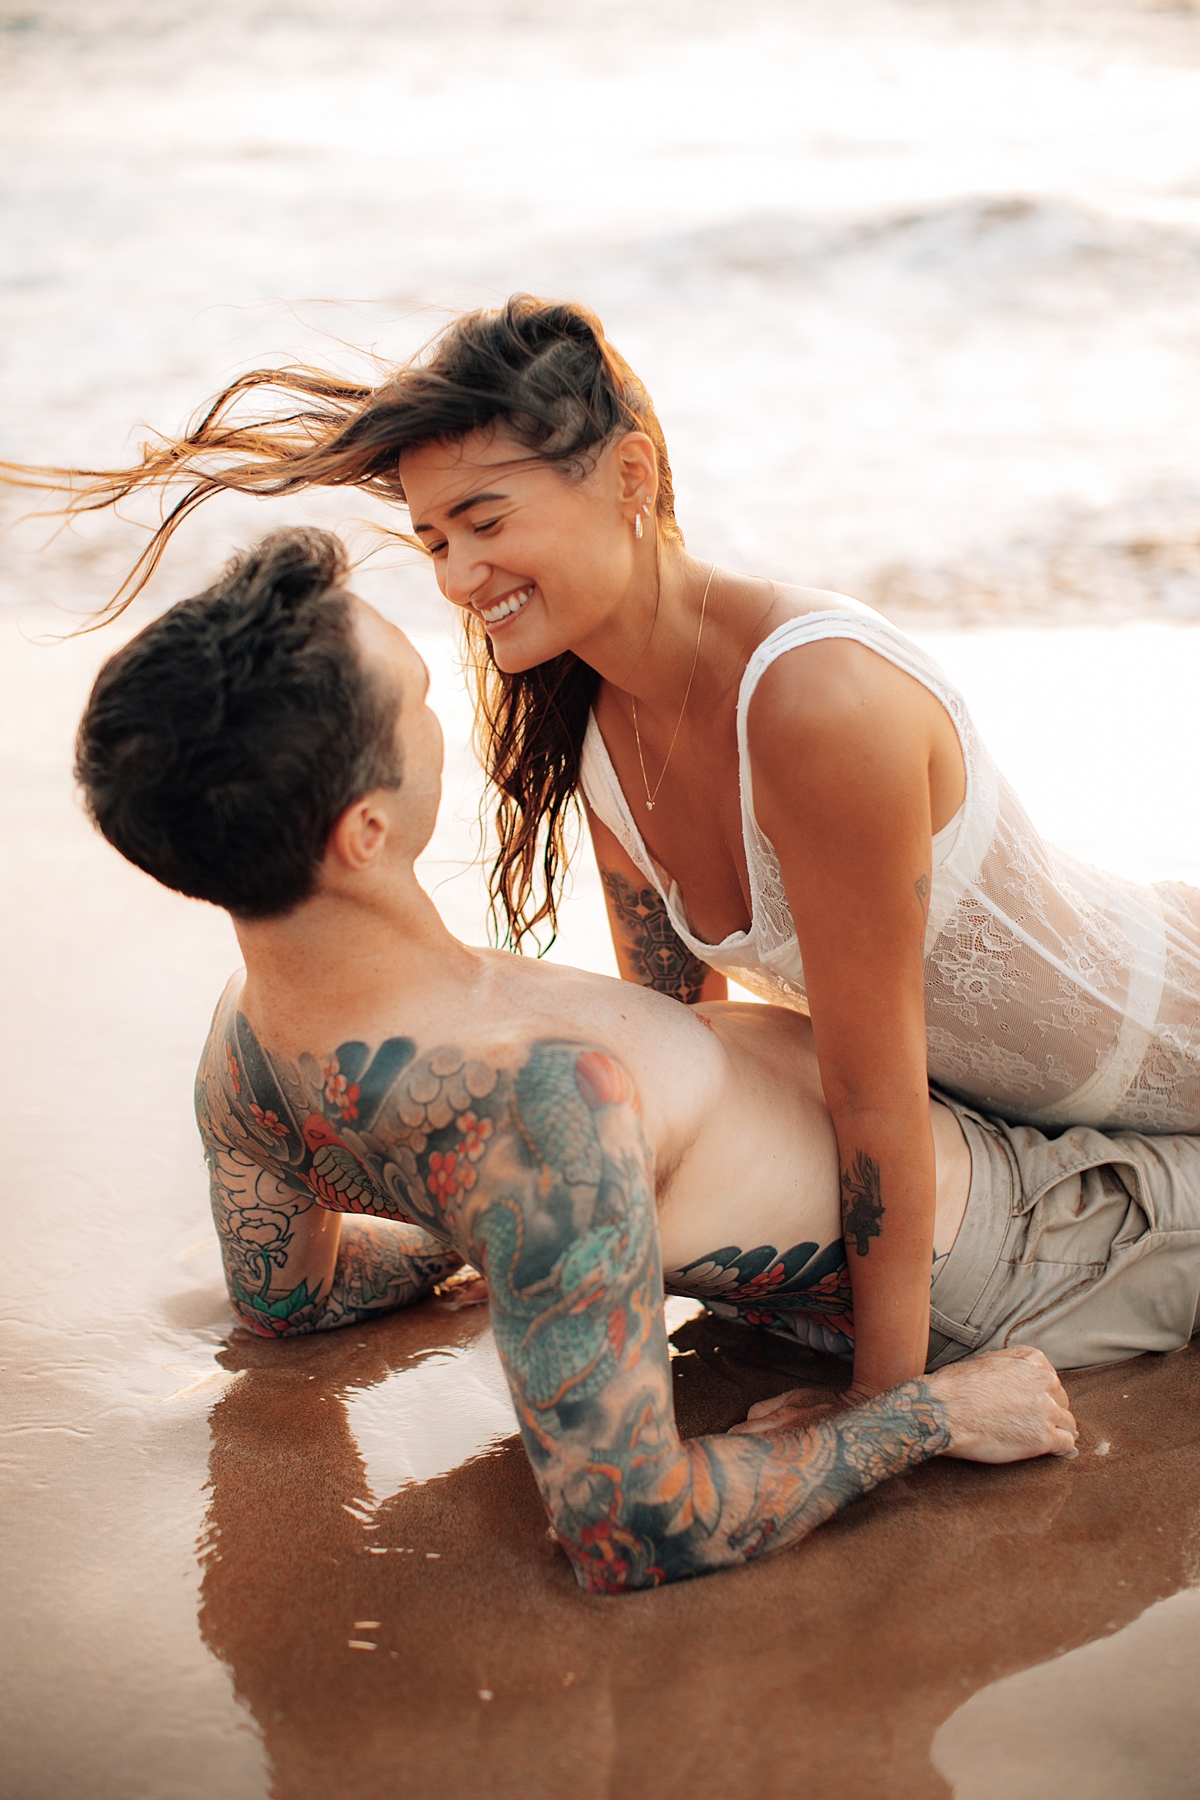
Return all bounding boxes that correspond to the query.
[927,1093,1200,1371]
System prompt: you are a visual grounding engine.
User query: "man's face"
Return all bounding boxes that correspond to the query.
[350,597,444,860]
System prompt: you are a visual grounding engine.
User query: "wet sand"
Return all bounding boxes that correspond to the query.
[5,608,1200,1800]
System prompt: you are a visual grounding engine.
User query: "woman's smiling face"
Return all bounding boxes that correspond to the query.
[399,424,656,672]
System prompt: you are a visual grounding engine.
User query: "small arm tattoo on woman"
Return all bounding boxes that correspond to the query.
[841,1150,885,1257]
[601,868,710,1004]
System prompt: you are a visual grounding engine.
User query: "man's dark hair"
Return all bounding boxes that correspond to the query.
[75,527,403,919]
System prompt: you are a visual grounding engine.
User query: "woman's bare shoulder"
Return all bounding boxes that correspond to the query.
[745,630,953,818]
[762,582,890,629]
[748,632,918,741]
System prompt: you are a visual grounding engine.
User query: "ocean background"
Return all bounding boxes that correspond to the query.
[4,0,1200,950]
[4,0,1200,618]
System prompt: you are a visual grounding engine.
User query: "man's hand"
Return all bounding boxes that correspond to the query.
[927,1345,1078,1462]
[731,1346,1078,1464]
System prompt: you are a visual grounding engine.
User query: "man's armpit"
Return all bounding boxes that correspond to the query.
[601,867,710,1004]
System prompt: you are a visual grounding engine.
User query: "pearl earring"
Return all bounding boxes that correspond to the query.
[634,512,643,540]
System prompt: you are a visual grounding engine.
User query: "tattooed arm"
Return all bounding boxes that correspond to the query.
[201,1133,460,1336]
[196,1010,460,1337]
[451,1036,950,1589]
[587,808,726,1005]
[199,1008,1072,1575]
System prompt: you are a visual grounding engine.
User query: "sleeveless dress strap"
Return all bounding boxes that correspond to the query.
[736,611,994,953]
[580,713,661,889]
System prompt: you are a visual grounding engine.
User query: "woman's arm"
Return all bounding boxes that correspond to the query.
[746,639,964,1398]
[587,806,727,1004]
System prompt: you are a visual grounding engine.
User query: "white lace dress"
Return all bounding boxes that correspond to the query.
[581,610,1200,1134]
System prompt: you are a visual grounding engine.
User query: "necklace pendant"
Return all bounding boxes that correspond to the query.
[645,801,655,812]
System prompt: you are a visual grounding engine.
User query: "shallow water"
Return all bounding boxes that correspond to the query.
[5,3,1200,1795]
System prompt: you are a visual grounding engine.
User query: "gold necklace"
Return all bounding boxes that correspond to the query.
[631,563,716,814]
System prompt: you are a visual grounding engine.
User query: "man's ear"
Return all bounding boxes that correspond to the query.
[327,790,391,873]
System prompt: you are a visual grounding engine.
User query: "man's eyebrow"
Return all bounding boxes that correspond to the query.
[412,490,510,532]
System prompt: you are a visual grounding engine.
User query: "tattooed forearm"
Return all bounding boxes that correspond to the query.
[841,1149,885,1257]
[550,1376,949,1591]
[316,1219,460,1331]
[601,867,711,1004]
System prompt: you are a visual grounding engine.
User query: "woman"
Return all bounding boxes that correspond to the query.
[12,294,1200,1403]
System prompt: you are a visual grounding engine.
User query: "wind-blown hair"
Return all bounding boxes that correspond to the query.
[7,295,681,949]
[75,528,403,920]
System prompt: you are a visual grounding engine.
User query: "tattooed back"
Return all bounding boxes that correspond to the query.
[198,948,847,1308]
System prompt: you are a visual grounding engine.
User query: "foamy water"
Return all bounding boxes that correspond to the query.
[2,0,1200,623]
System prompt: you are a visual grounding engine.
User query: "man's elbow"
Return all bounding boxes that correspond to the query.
[549,1503,724,1595]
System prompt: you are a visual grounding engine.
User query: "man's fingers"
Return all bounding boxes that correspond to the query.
[729,1413,803,1437]
[1009,1343,1064,1384]
[1051,1403,1079,1441]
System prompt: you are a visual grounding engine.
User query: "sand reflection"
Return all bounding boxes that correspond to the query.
[343,1328,518,1502]
[197,1303,1200,1800]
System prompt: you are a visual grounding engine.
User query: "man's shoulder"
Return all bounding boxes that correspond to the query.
[196,1001,647,1236]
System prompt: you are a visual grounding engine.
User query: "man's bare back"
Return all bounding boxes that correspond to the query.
[204,951,971,1358]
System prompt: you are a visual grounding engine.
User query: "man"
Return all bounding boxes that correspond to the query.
[76,529,1200,1592]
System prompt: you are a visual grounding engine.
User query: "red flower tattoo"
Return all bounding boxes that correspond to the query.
[249,1103,289,1139]
[427,1150,476,1206]
[455,1112,493,1162]
[225,1043,242,1094]
[320,1056,360,1122]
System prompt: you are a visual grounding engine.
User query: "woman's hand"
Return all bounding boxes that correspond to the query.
[727,1381,866,1436]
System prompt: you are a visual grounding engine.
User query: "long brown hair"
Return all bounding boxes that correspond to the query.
[4,295,683,950]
